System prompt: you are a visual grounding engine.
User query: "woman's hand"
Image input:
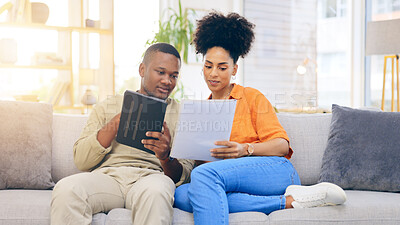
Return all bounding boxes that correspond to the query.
[211,141,248,159]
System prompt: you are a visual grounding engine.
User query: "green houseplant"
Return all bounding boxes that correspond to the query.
[146,0,196,101]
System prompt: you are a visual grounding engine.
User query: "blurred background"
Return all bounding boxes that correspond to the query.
[0,0,399,113]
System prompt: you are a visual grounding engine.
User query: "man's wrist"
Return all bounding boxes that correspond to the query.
[159,156,174,163]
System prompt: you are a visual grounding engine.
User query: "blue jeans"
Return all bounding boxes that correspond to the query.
[174,156,300,225]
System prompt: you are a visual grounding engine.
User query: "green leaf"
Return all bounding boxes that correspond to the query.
[144,0,198,100]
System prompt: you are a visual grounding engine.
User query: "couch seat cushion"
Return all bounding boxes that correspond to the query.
[104,208,131,225]
[104,208,269,225]
[268,190,400,225]
[0,189,107,225]
[173,208,269,225]
[92,213,107,225]
[0,190,52,225]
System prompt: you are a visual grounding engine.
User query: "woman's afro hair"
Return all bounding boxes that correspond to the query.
[192,11,255,63]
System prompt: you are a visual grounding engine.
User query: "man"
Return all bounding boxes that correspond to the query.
[51,43,195,225]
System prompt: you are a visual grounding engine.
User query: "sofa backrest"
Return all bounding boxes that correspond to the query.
[52,113,88,183]
[51,113,333,186]
[277,113,332,185]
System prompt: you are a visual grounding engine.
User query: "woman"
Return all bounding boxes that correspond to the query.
[174,12,346,224]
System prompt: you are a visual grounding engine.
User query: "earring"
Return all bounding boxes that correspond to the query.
[231,75,236,80]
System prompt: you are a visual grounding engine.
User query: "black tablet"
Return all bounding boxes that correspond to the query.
[116,90,168,154]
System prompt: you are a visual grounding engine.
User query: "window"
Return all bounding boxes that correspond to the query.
[317,53,349,107]
[243,0,318,111]
[366,0,400,110]
[114,0,159,95]
[319,0,347,19]
[395,0,400,10]
[243,0,355,111]
[373,0,400,14]
[316,0,351,109]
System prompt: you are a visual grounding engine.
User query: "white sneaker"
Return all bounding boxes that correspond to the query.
[284,182,347,208]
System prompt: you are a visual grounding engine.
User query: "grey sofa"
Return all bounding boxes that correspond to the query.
[1,113,400,225]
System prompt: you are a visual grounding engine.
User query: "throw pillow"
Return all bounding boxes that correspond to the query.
[318,104,400,192]
[0,101,54,189]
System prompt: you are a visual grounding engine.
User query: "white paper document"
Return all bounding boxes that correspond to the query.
[170,99,237,161]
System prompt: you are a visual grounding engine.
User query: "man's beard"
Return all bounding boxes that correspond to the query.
[143,84,168,100]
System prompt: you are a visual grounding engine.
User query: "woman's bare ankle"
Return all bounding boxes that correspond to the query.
[285,195,294,209]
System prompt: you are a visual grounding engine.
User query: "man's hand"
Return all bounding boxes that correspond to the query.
[142,122,171,160]
[211,141,248,159]
[97,113,121,148]
[108,113,121,132]
[142,121,183,183]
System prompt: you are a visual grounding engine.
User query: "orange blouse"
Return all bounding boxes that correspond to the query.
[209,84,293,159]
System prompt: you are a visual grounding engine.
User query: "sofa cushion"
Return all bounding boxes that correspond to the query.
[104,208,269,225]
[52,114,88,183]
[0,190,52,225]
[277,113,332,185]
[173,208,269,225]
[174,208,269,225]
[319,104,400,192]
[0,101,54,189]
[0,189,105,225]
[92,213,107,225]
[104,209,131,225]
[268,190,400,225]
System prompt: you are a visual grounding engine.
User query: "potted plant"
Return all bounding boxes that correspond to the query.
[146,0,196,101]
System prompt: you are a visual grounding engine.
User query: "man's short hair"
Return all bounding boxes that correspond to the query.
[142,43,181,65]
